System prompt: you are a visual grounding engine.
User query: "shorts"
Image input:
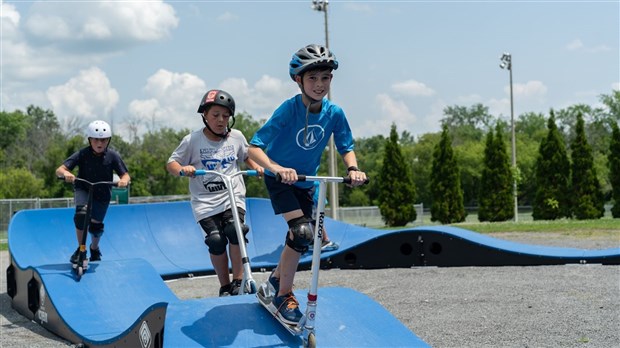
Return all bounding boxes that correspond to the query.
[264,175,313,217]
[74,189,109,222]
[199,208,246,234]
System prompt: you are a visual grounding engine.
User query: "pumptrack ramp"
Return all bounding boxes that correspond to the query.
[7,198,618,347]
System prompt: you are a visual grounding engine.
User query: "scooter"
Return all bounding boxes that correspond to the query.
[257,174,368,348]
[183,169,259,295]
[59,177,118,281]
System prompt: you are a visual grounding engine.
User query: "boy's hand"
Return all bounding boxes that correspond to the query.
[62,173,76,183]
[118,180,130,188]
[275,166,298,185]
[254,166,265,179]
[180,166,197,177]
[347,169,367,187]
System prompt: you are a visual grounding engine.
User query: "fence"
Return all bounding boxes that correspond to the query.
[1,196,424,233]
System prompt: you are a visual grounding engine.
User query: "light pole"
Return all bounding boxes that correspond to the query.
[312,0,340,220]
[500,52,518,222]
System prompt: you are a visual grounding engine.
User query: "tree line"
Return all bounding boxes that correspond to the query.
[1,91,618,226]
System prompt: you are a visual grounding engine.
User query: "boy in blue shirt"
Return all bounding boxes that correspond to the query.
[249,44,366,325]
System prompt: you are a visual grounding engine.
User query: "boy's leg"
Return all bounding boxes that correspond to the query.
[211,252,232,291]
[276,245,302,296]
[229,244,243,280]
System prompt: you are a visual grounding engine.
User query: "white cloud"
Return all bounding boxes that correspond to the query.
[566,38,611,53]
[127,69,206,135]
[510,80,548,101]
[392,80,436,97]
[47,67,119,121]
[353,94,417,137]
[217,11,239,22]
[24,1,178,44]
[612,82,620,91]
[566,39,583,51]
[1,0,20,37]
[220,75,296,121]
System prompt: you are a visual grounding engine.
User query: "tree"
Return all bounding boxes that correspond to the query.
[377,124,417,226]
[478,123,514,222]
[570,113,605,219]
[610,122,620,218]
[0,168,46,198]
[430,124,466,224]
[532,111,571,220]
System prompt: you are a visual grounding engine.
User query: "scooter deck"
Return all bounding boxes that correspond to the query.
[256,290,303,335]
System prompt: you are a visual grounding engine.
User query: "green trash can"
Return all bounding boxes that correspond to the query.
[111,186,129,204]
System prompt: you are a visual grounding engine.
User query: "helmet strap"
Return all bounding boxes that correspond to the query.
[202,116,235,139]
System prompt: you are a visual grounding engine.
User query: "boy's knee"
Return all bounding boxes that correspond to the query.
[88,221,104,238]
[285,216,314,253]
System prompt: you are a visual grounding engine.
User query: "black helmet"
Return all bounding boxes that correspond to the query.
[289,44,338,81]
[197,89,235,115]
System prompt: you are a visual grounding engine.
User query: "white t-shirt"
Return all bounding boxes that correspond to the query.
[168,128,249,222]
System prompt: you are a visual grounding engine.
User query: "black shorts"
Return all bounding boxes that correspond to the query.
[199,208,246,234]
[264,175,313,217]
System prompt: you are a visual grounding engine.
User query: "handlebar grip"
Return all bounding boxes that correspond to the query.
[246,170,259,177]
[276,173,307,182]
[343,177,370,185]
[180,169,207,176]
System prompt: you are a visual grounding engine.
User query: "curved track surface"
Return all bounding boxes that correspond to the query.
[7,199,618,347]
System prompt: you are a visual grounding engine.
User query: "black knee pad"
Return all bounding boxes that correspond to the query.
[223,220,249,245]
[89,221,104,238]
[73,205,87,229]
[285,216,314,253]
[205,231,227,255]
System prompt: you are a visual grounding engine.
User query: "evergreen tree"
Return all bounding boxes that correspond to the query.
[377,124,417,226]
[570,113,605,219]
[478,123,514,222]
[610,122,620,218]
[533,111,571,220]
[430,124,466,224]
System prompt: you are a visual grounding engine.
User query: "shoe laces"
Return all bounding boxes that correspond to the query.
[278,293,299,312]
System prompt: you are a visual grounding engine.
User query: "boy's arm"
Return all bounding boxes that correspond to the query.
[55,165,75,183]
[118,172,130,188]
[248,145,298,184]
[341,151,367,186]
[166,160,197,177]
[244,157,264,178]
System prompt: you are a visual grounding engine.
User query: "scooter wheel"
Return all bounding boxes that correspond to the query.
[249,281,257,294]
[305,332,316,348]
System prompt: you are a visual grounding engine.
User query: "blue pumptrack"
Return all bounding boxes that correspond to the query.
[7,198,618,347]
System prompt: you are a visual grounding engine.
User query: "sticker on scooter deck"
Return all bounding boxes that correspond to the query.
[257,291,303,335]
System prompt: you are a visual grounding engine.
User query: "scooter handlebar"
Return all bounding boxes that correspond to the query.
[275,173,370,185]
[57,176,119,187]
[180,169,260,177]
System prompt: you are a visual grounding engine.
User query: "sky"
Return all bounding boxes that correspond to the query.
[1,0,618,140]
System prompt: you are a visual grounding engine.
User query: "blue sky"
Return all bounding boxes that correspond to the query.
[2,1,618,140]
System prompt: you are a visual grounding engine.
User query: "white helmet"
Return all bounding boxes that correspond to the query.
[86,120,112,139]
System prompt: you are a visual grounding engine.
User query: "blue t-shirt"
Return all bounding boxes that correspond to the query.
[250,94,355,188]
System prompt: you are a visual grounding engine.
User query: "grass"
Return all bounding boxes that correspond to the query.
[452,218,619,239]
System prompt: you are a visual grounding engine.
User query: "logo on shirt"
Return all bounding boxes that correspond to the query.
[296,125,325,150]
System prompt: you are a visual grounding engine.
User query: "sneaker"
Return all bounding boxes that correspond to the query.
[219,283,232,297]
[230,279,243,295]
[89,246,102,262]
[69,247,81,264]
[321,240,339,252]
[267,271,279,297]
[273,292,303,325]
